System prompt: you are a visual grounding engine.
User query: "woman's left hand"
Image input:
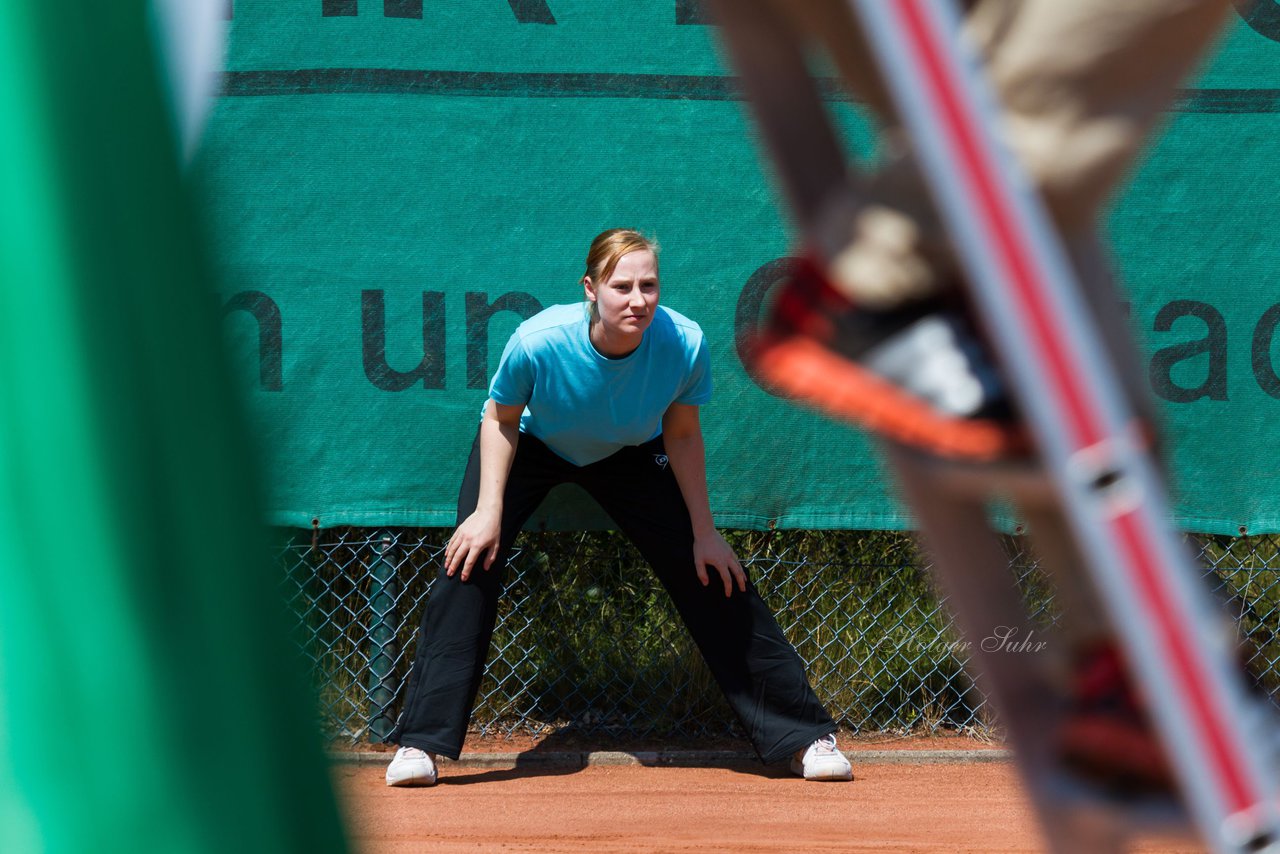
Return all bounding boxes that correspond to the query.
[693,530,747,597]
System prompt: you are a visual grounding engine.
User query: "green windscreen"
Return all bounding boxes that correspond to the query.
[202,3,1280,535]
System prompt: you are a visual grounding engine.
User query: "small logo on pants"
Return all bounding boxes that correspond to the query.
[653,454,669,469]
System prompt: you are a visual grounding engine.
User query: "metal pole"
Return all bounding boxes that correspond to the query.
[365,532,402,741]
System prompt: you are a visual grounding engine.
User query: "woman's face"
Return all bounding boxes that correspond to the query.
[586,249,660,338]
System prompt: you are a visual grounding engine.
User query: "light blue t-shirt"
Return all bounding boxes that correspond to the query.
[487,303,712,466]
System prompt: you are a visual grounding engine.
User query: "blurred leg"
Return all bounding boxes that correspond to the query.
[720,0,1226,455]
[984,0,1233,234]
[720,0,1231,309]
[712,0,953,308]
[707,0,852,230]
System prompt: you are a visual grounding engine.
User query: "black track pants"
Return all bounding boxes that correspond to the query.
[388,432,836,763]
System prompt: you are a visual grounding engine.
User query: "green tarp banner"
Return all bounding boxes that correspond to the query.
[202,2,1280,535]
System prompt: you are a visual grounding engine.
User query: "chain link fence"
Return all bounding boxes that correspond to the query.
[281,527,1280,745]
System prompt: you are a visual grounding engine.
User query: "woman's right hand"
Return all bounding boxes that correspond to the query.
[444,508,502,581]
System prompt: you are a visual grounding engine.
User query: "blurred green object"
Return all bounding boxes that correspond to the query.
[0,2,346,852]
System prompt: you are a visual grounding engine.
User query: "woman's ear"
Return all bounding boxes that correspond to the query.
[582,276,596,303]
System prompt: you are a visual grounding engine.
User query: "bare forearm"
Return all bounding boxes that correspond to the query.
[663,430,717,537]
[475,406,520,514]
[661,403,744,596]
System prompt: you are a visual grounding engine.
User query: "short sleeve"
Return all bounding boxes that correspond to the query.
[488,333,534,407]
[675,334,712,405]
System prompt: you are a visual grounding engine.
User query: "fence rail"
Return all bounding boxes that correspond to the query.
[281,528,1280,745]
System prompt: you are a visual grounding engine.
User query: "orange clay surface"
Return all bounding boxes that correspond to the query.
[334,736,1203,853]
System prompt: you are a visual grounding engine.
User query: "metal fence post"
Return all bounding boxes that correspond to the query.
[364,532,401,741]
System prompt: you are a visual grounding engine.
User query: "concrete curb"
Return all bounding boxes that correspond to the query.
[333,748,1012,769]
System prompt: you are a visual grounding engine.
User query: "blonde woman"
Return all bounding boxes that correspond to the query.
[385,229,850,786]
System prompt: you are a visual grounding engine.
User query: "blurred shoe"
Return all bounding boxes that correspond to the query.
[1058,641,1173,793]
[386,745,438,787]
[747,256,1024,461]
[790,733,853,781]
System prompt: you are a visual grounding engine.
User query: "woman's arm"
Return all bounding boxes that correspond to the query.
[445,399,524,581]
[662,402,747,597]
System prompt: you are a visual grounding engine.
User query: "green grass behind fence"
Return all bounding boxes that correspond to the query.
[282,528,1280,743]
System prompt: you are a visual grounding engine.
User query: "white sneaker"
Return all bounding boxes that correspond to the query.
[386,745,438,787]
[790,733,853,781]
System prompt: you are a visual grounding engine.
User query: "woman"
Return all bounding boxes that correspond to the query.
[385,229,850,785]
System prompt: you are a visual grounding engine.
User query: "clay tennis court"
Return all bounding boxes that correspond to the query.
[334,737,1202,852]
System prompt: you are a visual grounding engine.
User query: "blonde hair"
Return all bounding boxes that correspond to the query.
[583,228,659,288]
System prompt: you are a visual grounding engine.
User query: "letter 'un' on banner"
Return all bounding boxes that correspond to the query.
[201,3,1280,535]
